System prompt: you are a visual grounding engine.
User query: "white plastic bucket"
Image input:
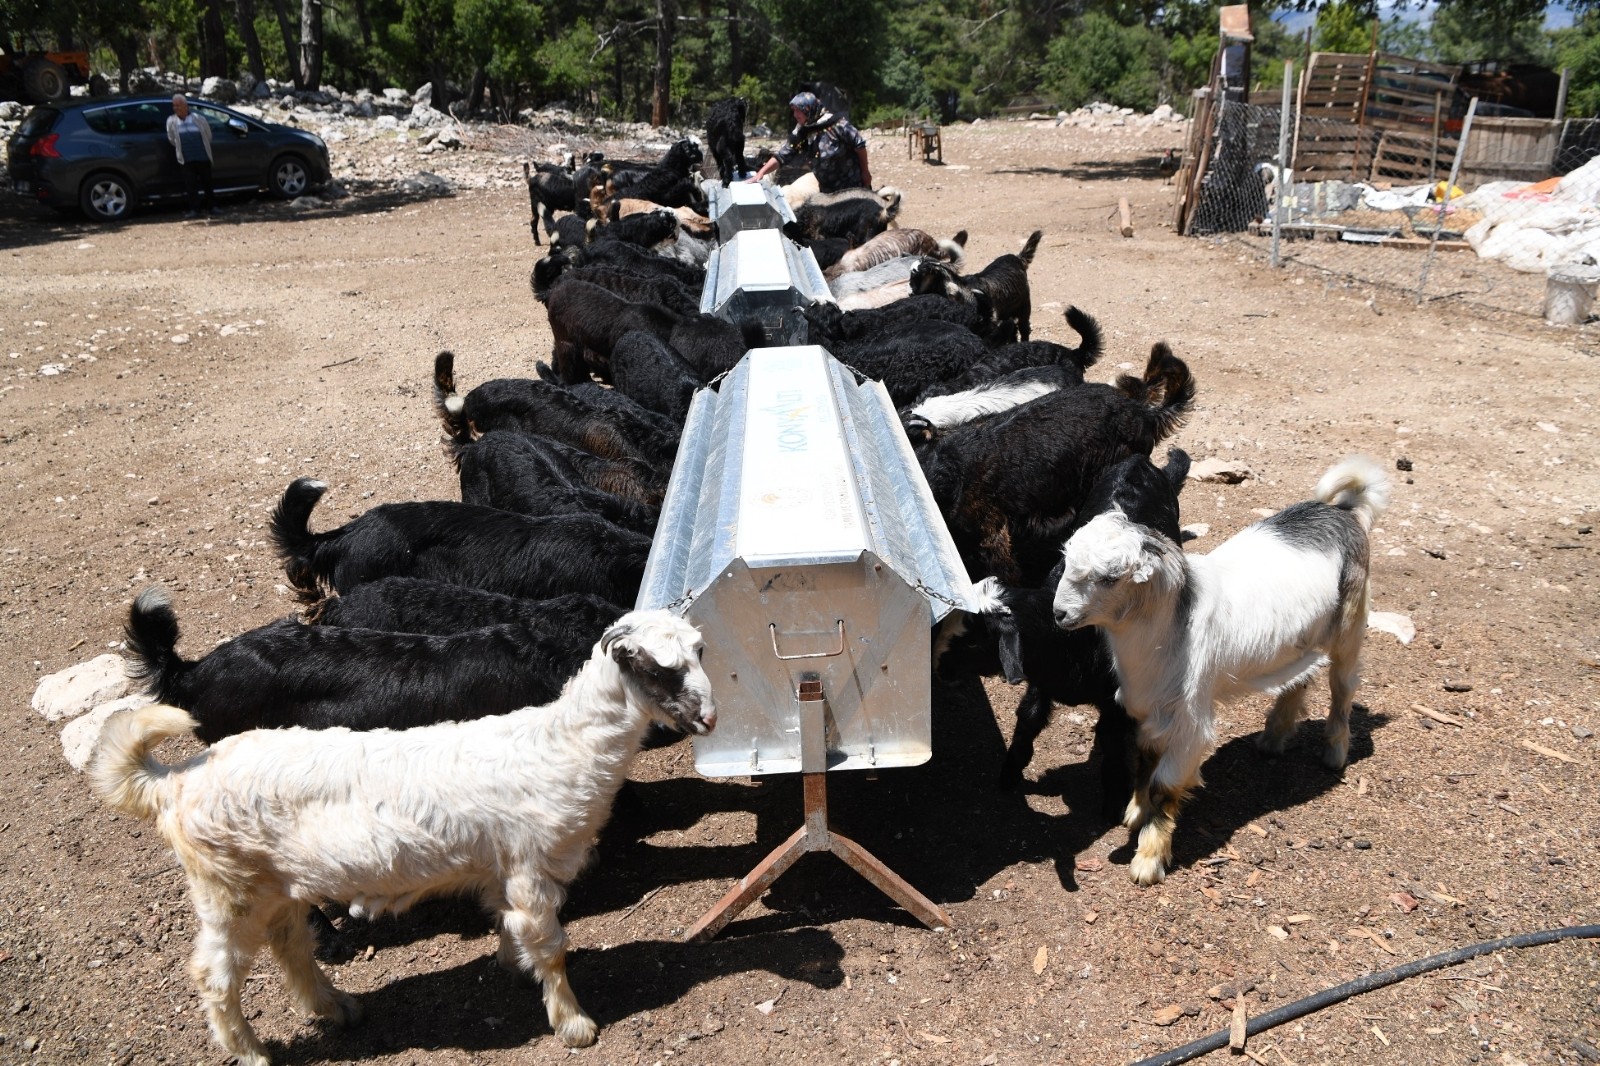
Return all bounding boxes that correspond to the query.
[1544,265,1600,326]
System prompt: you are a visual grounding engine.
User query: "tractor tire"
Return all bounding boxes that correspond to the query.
[22,59,69,104]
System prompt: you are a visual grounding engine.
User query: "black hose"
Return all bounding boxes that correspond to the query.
[1130,923,1600,1066]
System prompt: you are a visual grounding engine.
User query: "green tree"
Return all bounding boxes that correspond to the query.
[1553,12,1600,116]
[1314,1,1373,53]
[1041,11,1164,111]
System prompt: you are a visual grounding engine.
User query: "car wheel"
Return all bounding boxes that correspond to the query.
[79,172,134,223]
[22,59,69,104]
[268,154,310,198]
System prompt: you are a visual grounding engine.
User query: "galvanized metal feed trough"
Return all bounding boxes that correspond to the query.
[703,178,795,242]
[699,228,832,346]
[638,344,976,939]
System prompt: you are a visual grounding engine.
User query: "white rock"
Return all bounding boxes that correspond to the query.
[375,115,399,130]
[1181,522,1210,539]
[60,696,155,772]
[32,655,131,722]
[382,87,408,103]
[1367,611,1415,644]
[201,76,238,103]
[413,81,433,105]
[1188,457,1253,484]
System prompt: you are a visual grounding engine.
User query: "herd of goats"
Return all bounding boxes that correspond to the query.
[89,116,1391,1064]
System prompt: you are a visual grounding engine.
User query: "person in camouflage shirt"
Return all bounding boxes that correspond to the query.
[749,91,873,193]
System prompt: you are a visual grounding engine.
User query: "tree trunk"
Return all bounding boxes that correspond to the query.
[199,0,229,79]
[299,0,323,92]
[268,0,303,88]
[113,35,139,94]
[467,65,488,115]
[727,0,742,90]
[234,0,268,86]
[651,0,675,127]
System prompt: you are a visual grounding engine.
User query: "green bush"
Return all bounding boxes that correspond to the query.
[1041,12,1164,112]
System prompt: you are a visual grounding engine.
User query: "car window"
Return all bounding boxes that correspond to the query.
[17,109,60,137]
[89,103,168,136]
[194,105,236,133]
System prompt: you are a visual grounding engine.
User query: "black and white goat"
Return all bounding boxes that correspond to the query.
[94,611,714,1063]
[706,96,748,184]
[918,341,1195,584]
[271,478,652,605]
[902,306,1104,444]
[937,449,1190,818]
[1051,456,1390,885]
[123,584,624,743]
[909,229,1043,341]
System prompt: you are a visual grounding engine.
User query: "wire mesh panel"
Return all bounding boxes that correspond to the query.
[1182,68,1600,325]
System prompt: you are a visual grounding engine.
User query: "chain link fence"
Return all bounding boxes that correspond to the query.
[1176,74,1600,327]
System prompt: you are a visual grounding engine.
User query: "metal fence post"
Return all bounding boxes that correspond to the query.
[1271,60,1293,268]
[1418,96,1478,304]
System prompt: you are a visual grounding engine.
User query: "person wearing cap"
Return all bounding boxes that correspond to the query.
[747,91,872,193]
[165,94,218,218]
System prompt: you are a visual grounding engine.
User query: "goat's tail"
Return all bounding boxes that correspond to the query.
[270,477,331,600]
[936,234,967,268]
[1016,229,1043,268]
[1160,447,1192,492]
[1315,456,1391,531]
[90,703,195,823]
[432,350,473,451]
[122,587,190,704]
[1061,305,1104,372]
[1114,342,1196,442]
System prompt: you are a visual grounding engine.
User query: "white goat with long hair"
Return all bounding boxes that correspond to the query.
[93,610,715,1065]
[1052,456,1389,886]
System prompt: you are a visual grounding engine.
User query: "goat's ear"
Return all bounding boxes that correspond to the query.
[1129,539,1162,584]
[601,621,646,672]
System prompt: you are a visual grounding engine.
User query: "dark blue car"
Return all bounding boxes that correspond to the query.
[6,94,331,221]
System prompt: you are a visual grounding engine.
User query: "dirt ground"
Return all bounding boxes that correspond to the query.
[1,117,1597,1066]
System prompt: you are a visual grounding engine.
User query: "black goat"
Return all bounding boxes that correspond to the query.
[783,189,902,247]
[124,585,622,745]
[270,477,652,605]
[523,157,575,246]
[611,330,706,422]
[455,430,660,534]
[910,305,1103,408]
[433,350,679,471]
[936,449,1191,817]
[544,278,682,384]
[531,262,700,315]
[584,207,680,250]
[909,229,1043,341]
[918,341,1195,585]
[705,97,748,185]
[604,138,706,210]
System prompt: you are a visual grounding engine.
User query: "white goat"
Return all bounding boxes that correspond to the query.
[92,610,715,1065]
[1052,456,1389,885]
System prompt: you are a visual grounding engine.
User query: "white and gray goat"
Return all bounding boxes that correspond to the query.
[1051,456,1389,885]
[92,610,715,1064]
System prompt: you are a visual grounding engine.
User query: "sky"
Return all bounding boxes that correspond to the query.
[1274,2,1578,33]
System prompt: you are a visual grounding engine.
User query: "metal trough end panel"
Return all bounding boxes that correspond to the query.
[637,347,973,779]
[704,229,830,345]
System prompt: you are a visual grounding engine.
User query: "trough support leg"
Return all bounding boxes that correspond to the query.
[684,772,952,942]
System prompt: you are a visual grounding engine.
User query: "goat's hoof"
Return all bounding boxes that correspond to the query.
[326,991,363,1027]
[556,1013,599,1048]
[1129,852,1168,886]
[1254,731,1290,756]
[232,1047,272,1066]
[1121,795,1144,829]
[1321,742,1349,771]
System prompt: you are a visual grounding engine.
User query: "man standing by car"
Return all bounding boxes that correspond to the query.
[165,94,216,217]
